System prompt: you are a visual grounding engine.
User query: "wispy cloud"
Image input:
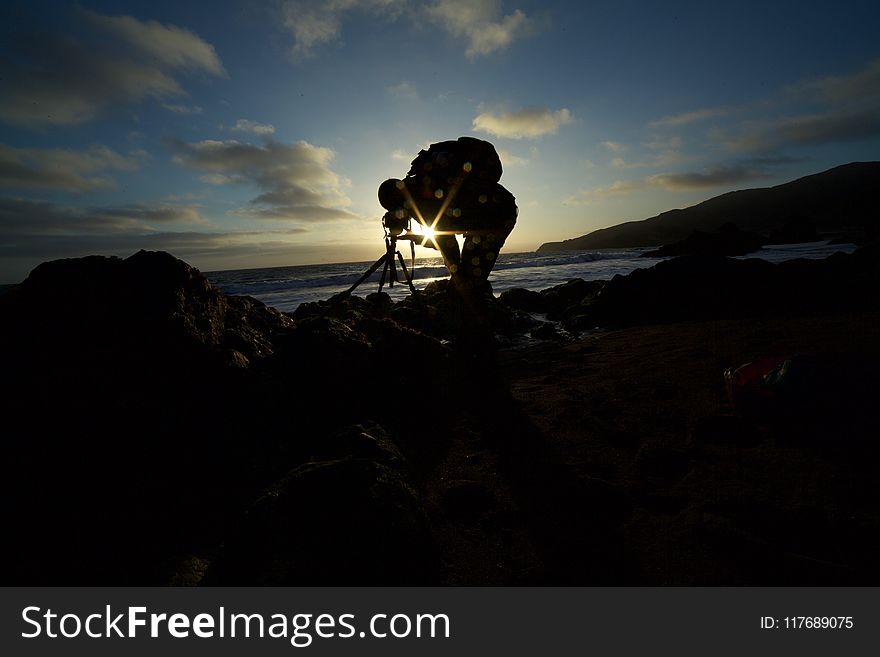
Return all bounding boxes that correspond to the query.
[711,108,880,153]
[565,160,781,203]
[0,10,225,128]
[785,58,880,107]
[0,144,141,192]
[161,103,203,115]
[280,0,407,57]
[649,107,728,128]
[497,148,528,167]
[426,0,531,58]
[169,138,355,222]
[647,165,772,191]
[231,119,277,136]
[0,197,204,238]
[386,80,419,100]
[654,59,880,155]
[279,0,530,58]
[600,136,685,170]
[563,180,644,205]
[83,10,226,76]
[473,107,572,139]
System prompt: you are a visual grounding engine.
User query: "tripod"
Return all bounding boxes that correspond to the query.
[345,233,418,296]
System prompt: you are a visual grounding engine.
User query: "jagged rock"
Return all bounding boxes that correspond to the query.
[540,279,606,319]
[499,287,547,313]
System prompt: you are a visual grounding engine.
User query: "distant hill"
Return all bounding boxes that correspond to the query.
[537,162,879,253]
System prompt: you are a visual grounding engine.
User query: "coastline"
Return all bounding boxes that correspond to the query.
[2,247,878,585]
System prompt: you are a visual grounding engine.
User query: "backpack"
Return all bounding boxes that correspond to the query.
[406,137,503,188]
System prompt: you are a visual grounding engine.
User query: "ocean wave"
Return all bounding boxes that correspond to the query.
[207,242,855,313]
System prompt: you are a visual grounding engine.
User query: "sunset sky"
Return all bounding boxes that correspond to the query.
[2,0,879,281]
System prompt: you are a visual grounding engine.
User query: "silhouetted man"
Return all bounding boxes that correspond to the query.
[378,137,517,306]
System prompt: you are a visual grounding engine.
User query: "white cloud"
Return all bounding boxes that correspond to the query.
[497,148,527,167]
[426,0,530,58]
[170,138,355,222]
[473,107,572,139]
[0,144,141,192]
[279,0,529,58]
[601,141,626,153]
[0,11,225,128]
[231,119,277,136]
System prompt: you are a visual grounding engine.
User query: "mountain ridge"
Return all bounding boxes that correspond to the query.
[537,162,880,253]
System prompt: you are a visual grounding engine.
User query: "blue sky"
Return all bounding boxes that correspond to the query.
[1,0,879,281]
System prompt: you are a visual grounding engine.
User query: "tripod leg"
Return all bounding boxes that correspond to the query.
[345,254,387,295]
[396,250,417,294]
[378,255,391,293]
[384,237,399,287]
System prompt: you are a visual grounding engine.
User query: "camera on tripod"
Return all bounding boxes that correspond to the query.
[382,208,412,236]
[342,208,426,297]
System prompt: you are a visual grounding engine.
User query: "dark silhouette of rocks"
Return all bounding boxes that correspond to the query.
[206,450,437,585]
[2,245,878,585]
[642,223,766,258]
[538,162,879,253]
[558,243,879,327]
[0,250,452,584]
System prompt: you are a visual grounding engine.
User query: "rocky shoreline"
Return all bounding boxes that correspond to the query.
[2,246,878,584]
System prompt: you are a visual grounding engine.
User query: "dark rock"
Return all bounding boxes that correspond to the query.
[207,458,438,584]
[0,251,301,584]
[540,279,606,319]
[551,471,633,530]
[587,246,880,325]
[642,223,765,258]
[530,322,562,341]
[692,415,764,447]
[440,479,495,522]
[499,287,547,313]
[311,421,407,468]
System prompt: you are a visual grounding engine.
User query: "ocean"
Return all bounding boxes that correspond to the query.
[206,241,858,314]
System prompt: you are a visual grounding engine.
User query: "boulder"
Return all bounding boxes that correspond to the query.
[499,287,547,313]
